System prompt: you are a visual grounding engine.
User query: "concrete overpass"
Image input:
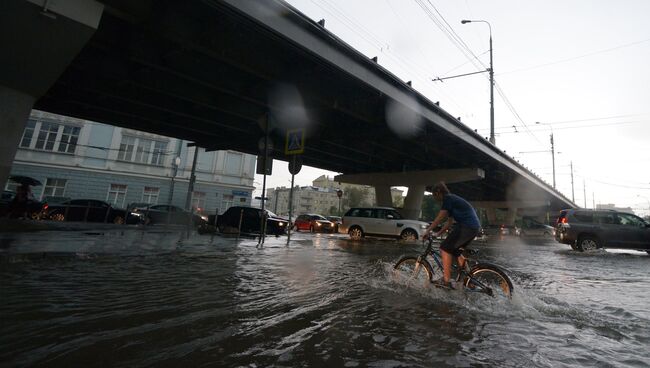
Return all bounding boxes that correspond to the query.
[0,0,576,222]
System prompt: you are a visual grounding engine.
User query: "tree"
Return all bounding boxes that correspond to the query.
[343,187,365,210]
[420,195,440,221]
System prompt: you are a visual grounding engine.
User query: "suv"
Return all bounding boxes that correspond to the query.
[216,206,288,235]
[340,207,429,241]
[555,209,650,252]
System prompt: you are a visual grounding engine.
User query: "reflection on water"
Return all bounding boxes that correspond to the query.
[1,231,649,367]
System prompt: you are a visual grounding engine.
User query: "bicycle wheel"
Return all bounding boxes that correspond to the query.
[464,264,513,298]
[392,256,433,288]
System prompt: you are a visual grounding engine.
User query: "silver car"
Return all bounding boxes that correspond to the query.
[340,207,429,241]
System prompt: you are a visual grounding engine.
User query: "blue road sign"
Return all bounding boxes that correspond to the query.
[285,129,305,155]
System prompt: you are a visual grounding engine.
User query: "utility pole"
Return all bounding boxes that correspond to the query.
[593,192,596,210]
[583,179,587,208]
[570,161,575,203]
[550,133,556,188]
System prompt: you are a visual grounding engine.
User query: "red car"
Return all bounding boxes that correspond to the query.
[293,214,335,233]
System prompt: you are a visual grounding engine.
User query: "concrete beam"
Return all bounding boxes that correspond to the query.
[472,200,550,209]
[335,168,485,187]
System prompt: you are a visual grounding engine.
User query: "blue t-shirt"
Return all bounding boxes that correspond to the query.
[441,194,480,229]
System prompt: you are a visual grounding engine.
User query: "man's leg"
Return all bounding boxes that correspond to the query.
[441,249,453,283]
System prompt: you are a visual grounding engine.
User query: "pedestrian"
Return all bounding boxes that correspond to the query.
[424,182,481,289]
[10,184,33,219]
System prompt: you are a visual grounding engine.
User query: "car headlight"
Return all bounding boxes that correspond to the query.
[130,211,143,217]
[420,224,428,229]
[316,222,321,226]
[279,222,285,226]
[200,215,208,221]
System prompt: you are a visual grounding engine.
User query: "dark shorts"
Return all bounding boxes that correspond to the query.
[440,224,479,257]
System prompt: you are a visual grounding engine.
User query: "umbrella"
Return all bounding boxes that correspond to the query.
[9,175,42,186]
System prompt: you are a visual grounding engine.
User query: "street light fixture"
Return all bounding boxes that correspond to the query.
[536,122,556,188]
[461,19,495,145]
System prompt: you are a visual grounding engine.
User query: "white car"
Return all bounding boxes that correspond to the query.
[339,207,429,241]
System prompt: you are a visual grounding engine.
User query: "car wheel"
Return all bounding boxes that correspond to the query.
[50,213,65,221]
[30,211,41,220]
[577,235,599,251]
[113,216,125,225]
[400,229,418,241]
[349,226,364,240]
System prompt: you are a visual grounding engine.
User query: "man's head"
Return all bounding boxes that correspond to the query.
[430,181,450,201]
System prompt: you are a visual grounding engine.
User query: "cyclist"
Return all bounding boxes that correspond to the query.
[424,182,481,289]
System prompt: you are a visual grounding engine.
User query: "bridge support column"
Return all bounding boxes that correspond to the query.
[505,208,518,226]
[402,185,425,220]
[0,0,103,187]
[485,208,498,225]
[0,87,35,187]
[374,185,393,207]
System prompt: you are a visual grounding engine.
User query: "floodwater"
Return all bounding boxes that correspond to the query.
[1,229,649,367]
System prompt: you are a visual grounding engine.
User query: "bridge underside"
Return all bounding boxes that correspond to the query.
[4,0,574,211]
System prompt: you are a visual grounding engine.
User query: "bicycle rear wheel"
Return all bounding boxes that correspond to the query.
[464,264,513,298]
[393,256,433,288]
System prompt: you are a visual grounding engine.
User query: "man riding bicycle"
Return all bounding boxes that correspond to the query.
[424,182,481,289]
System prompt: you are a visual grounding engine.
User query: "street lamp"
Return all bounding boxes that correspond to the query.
[536,122,556,188]
[461,19,495,145]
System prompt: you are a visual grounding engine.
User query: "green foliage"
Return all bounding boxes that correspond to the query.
[420,195,440,221]
[343,187,366,209]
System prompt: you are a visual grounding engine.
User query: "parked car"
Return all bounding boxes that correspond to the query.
[555,208,650,252]
[46,199,138,224]
[130,204,208,226]
[482,224,520,237]
[0,190,47,219]
[339,207,429,241]
[326,216,342,233]
[216,206,289,235]
[519,218,555,237]
[293,214,335,233]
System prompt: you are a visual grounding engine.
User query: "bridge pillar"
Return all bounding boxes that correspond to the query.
[485,208,498,225]
[402,185,425,220]
[505,208,518,226]
[0,0,103,187]
[374,185,393,207]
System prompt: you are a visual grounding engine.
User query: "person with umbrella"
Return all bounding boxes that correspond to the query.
[8,176,40,219]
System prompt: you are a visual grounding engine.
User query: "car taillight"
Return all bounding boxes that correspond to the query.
[561,218,567,224]
[43,203,48,210]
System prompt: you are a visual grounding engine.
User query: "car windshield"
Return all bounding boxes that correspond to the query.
[313,215,327,220]
[266,210,280,218]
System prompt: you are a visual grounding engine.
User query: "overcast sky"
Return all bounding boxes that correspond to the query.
[255,0,650,216]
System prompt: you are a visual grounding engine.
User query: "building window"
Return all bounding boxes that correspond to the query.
[221,194,233,214]
[58,126,80,153]
[191,191,206,212]
[225,152,243,175]
[20,119,37,148]
[142,186,159,204]
[19,120,81,153]
[151,141,166,165]
[117,136,167,165]
[42,178,67,198]
[107,184,127,207]
[117,136,135,161]
[35,122,59,151]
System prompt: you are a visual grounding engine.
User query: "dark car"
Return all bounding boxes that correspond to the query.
[217,206,288,235]
[482,224,520,237]
[46,199,137,224]
[293,214,334,233]
[0,190,47,219]
[555,208,650,252]
[130,204,207,226]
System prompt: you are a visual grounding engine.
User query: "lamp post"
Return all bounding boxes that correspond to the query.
[461,19,495,145]
[536,122,556,188]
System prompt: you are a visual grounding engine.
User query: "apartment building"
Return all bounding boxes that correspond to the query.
[6,110,256,215]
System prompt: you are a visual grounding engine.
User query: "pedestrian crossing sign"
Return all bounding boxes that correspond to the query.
[285,129,305,155]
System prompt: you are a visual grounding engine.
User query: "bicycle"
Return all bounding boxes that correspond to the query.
[393,235,514,298]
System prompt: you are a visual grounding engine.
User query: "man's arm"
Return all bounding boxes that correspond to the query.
[425,209,449,234]
[437,217,454,237]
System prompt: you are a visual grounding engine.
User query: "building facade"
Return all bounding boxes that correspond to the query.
[267,175,404,217]
[6,110,256,215]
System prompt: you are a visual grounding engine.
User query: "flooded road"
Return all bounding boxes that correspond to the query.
[1,230,649,367]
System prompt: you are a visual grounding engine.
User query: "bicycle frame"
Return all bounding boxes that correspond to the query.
[419,238,498,296]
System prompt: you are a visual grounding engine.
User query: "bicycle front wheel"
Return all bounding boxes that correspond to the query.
[464,264,513,298]
[393,256,433,288]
